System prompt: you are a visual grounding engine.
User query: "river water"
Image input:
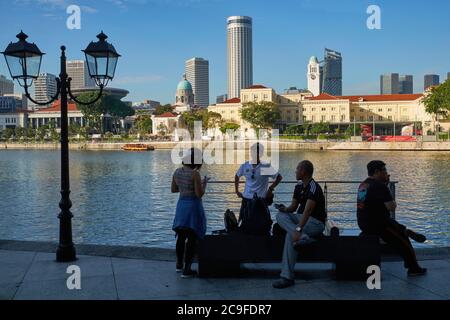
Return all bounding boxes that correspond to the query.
[0,149,448,248]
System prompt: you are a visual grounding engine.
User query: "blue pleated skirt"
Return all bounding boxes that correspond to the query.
[173,195,207,239]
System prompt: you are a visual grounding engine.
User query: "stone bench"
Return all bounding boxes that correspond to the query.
[198,228,381,280]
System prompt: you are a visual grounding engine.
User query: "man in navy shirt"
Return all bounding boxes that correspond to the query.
[272,160,326,289]
[357,160,427,276]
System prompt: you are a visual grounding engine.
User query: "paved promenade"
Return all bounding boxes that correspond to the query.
[0,241,449,300]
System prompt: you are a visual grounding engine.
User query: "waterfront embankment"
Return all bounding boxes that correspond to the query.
[2,140,450,151]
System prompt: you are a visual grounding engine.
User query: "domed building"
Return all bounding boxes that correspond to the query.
[174,74,194,112]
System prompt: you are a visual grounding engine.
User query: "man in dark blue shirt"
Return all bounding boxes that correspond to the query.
[357,160,427,277]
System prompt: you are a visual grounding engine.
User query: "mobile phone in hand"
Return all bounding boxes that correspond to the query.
[274,203,284,210]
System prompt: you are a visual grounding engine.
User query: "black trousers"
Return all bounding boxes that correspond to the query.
[175,228,197,269]
[365,218,419,269]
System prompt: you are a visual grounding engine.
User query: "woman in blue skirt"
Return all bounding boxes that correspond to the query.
[171,148,209,278]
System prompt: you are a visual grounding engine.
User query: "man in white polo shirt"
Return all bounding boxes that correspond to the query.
[235,143,283,232]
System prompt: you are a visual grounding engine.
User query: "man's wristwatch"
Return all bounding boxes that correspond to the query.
[295,226,303,233]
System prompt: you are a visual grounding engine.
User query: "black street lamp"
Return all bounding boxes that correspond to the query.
[2,31,120,262]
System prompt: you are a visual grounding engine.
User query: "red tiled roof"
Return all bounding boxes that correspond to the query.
[222,97,241,104]
[156,112,178,118]
[307,93,339,100]
[307,93,423,102]
[245,85,267,89]
[37,100,80,112]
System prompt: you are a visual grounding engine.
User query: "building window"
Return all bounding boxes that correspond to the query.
[263,94,268,100]
[388,116,392,120]
[321,115,326,121]
[331,107,336,111]
[341,115,346,121]
[378,116,383,121]
[331,115,336,121]
[312,108,315,111]
[369,116,373,121]
[388,108,392,112]
[321,108,326,111]
[378,108,383,112]
[360,116,364,121]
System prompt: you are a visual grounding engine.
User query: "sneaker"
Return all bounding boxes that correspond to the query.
[407,267,427,277]
[181,269,198,278]
[272,277,295,289]
[407,230,427,243]
[176,263,183,273]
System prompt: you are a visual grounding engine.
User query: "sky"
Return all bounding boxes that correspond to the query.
[0,0,449,104]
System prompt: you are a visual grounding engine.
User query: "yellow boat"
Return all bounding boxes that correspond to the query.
[121,144,154,151]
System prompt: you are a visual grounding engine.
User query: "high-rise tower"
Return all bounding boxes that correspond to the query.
[227,16,253,99]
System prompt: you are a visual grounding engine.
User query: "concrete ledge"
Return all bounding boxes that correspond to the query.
[1,239,448,262]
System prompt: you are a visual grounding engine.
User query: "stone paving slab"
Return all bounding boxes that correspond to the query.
[1,249,449,300]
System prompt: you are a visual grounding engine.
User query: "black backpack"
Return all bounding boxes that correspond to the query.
[239,194,273,236]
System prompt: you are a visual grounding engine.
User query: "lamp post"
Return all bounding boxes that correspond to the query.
[2,31,120,262]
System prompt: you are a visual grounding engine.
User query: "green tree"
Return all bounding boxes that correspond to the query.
[105,96,135,133]
[2,128,15,140]
[154,104,174,116]
[239,101,281,131]
[75,91,106,133]
[69,122,81,137]
[345,124,361,137]
[284,124,302,135]
[422,79,450,134]
[157,123,168,136]
[220,122,241,134]
[180,109,222,133]
[35,125,48,141]
[14,126,25,140]
[310,122,330,135]
[135,115,153,135]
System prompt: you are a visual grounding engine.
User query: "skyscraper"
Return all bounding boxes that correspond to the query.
[399,75,413,94]
[0,75,14,95]
[67,60,95,89]
[380,73,400,94]
[322,48,342,96]
[33,73,57,107]
[227,16,253,99]
[185,58,210,107]
[307,56,321,96]
[424,74,440,90]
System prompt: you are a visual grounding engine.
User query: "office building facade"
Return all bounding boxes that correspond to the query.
[380,73,400,94]
[33,73,58,107]
[185,58,210,107]
[67,60,96,89]
[322,48,342,96]
[0,75,14,95]
[399,75,413,94]
[227,16,253,99]
[424,74,440,90]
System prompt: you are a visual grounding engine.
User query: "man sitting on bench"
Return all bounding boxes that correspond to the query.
[272,160,327,289]
[357,160,427,277]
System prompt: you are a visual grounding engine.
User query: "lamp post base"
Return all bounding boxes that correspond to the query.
[56,245,77,262]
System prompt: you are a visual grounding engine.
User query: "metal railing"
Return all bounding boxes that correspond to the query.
[206,180,397,225]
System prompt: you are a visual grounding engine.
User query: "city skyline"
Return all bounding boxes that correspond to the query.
[1,0,450,104]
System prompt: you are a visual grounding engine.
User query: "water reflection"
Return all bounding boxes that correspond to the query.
[0,149,448,248]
